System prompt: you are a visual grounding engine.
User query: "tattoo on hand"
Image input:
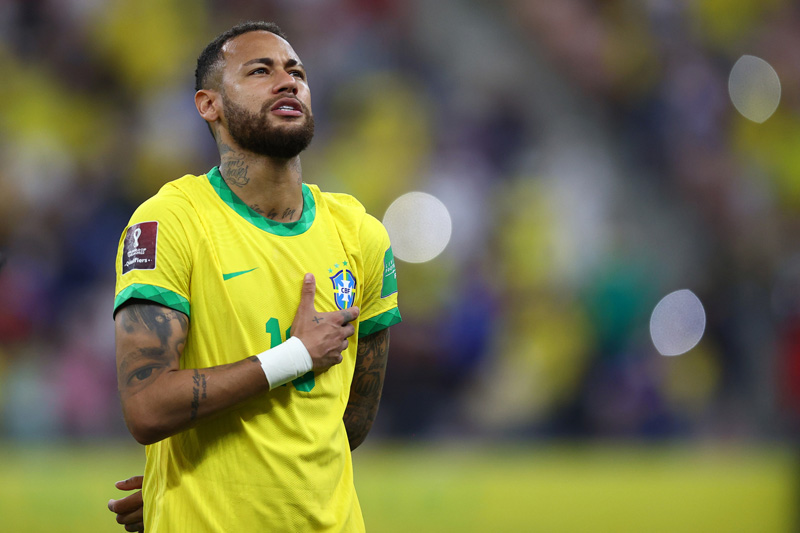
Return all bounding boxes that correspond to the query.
[313,316,324,324]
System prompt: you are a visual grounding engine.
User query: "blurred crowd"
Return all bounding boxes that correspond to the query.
[0,0,798,443]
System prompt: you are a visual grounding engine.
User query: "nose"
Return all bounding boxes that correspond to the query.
[274,70,298,95]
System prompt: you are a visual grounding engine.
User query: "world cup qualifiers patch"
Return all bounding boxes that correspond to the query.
[381,246,397,298]
[122,221,158,274]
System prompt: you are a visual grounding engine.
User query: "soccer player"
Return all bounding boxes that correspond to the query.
[110,21,400,532]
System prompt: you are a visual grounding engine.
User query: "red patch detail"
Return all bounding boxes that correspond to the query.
[122,221,158,274]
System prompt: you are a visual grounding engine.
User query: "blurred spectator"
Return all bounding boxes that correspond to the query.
[0,0,797,445]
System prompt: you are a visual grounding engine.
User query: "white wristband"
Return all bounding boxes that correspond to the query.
[256,336,313,390]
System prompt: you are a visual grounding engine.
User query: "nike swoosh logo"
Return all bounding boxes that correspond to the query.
[223,268,258,281]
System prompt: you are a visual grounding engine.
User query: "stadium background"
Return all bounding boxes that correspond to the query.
[0,0,798,531]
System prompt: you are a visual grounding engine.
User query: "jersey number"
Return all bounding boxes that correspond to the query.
[266,317,315,392]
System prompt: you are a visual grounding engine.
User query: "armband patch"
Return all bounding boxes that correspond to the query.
[122,221,158,274]
[381,246,397,298]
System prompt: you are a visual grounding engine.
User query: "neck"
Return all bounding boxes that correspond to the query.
[217,141,304,222]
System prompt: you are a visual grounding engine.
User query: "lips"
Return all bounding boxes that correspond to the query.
[270,97,303,117]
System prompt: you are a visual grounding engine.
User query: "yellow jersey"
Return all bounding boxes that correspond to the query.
[114,167,400,532]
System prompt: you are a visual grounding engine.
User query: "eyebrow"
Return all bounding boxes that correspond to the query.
[242,57,304,69]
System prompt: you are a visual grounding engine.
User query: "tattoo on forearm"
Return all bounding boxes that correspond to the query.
[344,329,389,449]
[190,369,208,421]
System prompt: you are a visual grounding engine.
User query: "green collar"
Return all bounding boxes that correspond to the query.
[207,166,316,236]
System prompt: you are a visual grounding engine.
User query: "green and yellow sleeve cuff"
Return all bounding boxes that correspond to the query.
[358,307,401,338]
[114,283,191,318]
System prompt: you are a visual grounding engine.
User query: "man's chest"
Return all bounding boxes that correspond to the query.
[190,222,362,328]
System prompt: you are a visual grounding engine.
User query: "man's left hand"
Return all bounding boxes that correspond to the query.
[108,476,144,532]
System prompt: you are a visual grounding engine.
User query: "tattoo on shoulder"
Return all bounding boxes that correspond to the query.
[121,305,188,344]
[117,304,188,392]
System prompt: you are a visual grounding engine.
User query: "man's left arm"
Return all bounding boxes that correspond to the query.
[344,328,390,450]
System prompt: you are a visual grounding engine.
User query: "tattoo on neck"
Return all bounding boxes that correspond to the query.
[218,142,234,156]
[250,205,296,221]
[221,151,249,187]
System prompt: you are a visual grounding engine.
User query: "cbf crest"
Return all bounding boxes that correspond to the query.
[330,268,357,310]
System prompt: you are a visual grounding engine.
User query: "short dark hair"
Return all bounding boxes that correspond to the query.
[195,21,288,92]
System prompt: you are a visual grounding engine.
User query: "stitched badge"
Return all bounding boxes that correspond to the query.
[122,221,158,274]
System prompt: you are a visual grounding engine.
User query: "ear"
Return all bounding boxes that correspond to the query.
[195,89,221,124]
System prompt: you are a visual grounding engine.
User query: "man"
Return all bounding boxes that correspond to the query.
[109,21,399,532]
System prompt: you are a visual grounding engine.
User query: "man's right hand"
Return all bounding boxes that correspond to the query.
[291,273,359,370]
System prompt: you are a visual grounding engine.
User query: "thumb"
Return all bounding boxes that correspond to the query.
[297,273,317,314]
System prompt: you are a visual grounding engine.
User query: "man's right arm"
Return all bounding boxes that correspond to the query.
[115,301,271,445]
[115,273,359,445]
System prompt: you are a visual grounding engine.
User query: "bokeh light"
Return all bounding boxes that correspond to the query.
[728,55,781,123]
[382,191,452,263]
[649,289,706,356]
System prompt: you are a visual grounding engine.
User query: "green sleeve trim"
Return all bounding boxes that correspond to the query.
[381,246,398,298]
[358,307,401,338]
[114,284,191,318]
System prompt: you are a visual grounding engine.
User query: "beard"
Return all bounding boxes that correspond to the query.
[223,94,315,159]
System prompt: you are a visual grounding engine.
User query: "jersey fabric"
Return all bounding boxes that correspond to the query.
[113,167,400,533]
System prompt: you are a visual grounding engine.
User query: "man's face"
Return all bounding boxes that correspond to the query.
[218,31,314,158]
